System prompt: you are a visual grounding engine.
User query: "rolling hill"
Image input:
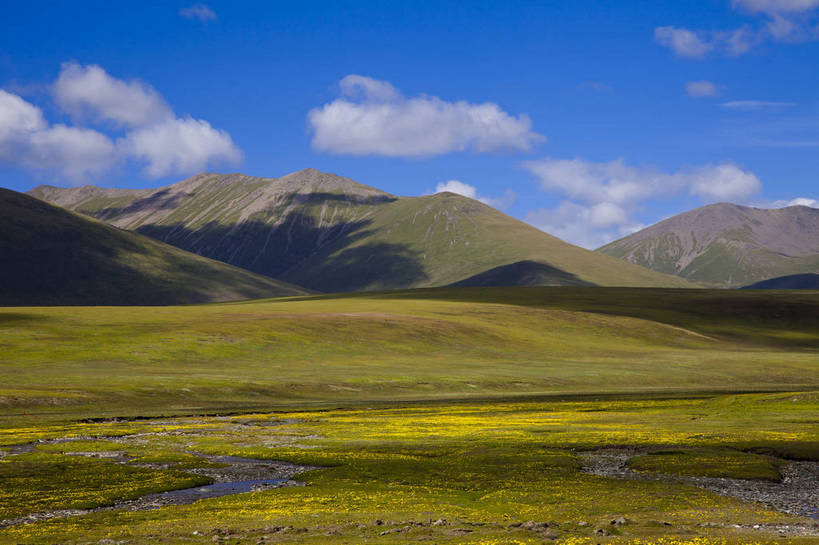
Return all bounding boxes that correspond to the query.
[598,203,819,288]
[0,188,306,305]
[29,169,694,292]
[743,273,819,290]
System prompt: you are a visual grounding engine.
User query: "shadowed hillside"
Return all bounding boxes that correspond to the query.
[29,169,695,292]
[0,188,306,305]
[744,273,819,290]
[599,203,819,288]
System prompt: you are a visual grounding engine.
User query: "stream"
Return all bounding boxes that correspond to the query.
[0,448,315,528]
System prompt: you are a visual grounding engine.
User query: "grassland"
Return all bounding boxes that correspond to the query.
[2,287,818,424]
[1,287,817,543]
[1,393,818,544]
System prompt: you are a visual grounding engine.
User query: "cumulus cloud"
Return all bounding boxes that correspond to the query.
[433,180,516,210]
[657,0,819,57]
[0,90,115,181]
[522,157,762,248]
[308,75,543,157]
[0,64,241,181]
[685,80,721,97]
[54,62,171,127]
[119,117,242,178]
[179,4,217,22]
[687,164,762,200]
[526,202,644,250]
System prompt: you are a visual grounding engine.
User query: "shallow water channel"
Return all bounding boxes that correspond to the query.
[0,449,315,528]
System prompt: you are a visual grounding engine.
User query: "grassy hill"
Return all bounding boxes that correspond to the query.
[0,188,306,305]
[599,202,819,288]
[29,169,694,291]
[744,273,819,289]
[1,286,816,421]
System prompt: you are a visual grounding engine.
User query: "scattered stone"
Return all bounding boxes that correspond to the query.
[521,520,552,533]
[610,516,627,526]
[431,518,447,526]
[578,447,819,521]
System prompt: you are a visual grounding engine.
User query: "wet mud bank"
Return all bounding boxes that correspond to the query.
[578,447,819,535]
[0,450,316,528]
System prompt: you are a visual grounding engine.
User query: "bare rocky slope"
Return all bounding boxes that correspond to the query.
[29,169,694,292]
[598,203,819,288]
[0,188,306,305]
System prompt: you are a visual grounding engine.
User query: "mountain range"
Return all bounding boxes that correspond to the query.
[29,169,693,292]
[0,188,305,305]
[599,203,819,288]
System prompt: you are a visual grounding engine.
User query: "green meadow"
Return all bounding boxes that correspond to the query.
[1,287,818,544]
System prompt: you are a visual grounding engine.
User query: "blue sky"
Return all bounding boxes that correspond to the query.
[1,0,818,247]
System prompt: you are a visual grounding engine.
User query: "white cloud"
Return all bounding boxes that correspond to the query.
[523,158,670,205]
[0,90,46,140]
[54,62,171,127]
[0,90,115,181]
[308,75,543,157]
[655,26,759,58]
[687,164,762,201]
[685,80,721,97]
[655,27,713,58]
[58,63,240,178]
[179,4,217,22]
[526,202,644,249]
[433,179,516,210]
[771,196,819,207]
[0,63,242,182]
[522,157,762,248]
[721,100,797,110]
[23,125,117,180]
[339,74,401,102]
[657,1,819,58]
[119,117,242,178]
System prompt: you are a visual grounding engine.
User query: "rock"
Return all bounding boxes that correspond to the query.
[432,518,447,526]
[577,521,589,527]
[374,519,383,526]
[610,516,627,526]
[522,521,550,532]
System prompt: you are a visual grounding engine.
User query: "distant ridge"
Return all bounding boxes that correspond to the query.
[29,169,695,292]
[0,188,306,305]
[599,203,819,288]
[743,273,819,290]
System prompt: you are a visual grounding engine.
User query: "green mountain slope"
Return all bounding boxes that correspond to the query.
[598,203,819,288]
[0,188,306,305]
[743,273,819,290]
[29,169,694,291]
